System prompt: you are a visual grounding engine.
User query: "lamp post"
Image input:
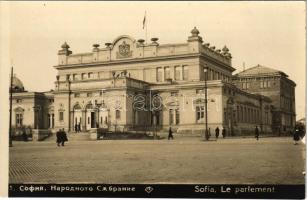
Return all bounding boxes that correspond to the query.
[204,67,209,141]
[9,67,13,147]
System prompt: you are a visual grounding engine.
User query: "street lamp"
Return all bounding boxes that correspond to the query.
[204,67,209,141]
[9,67,13,147]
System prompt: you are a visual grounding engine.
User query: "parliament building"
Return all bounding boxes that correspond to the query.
[11,27,296,138]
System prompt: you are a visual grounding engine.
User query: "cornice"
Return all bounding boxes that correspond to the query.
[54,53,200,70]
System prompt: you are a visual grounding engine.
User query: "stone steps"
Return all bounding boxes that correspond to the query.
[67,132,91,141]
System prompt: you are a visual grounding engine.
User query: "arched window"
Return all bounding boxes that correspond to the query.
[116,110,121,119]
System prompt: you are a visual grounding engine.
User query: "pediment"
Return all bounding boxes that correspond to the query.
[14,106,24,113]
[111,35,136,59]
[193,98,206,104]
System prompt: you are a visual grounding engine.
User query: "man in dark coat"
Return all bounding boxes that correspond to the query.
[168,127,174,140]
[255,126,259,140]
[56,129,62,147]
[75,123,78,133]
[215,127,220,140]
[61,128,68,146]
[222,127,226,138]
[293,127,300,145]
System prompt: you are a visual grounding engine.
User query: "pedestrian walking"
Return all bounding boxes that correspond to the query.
[56,129,62,147]
[215,127,220,140]
[293,127,300,145]
[255,126,259,140]
[75,123,78,133]
[168,127,174,140]
[61,128,68,146]
[222,127,226,138]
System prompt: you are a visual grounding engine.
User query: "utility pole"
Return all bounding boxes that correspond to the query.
[9,67,13,147]
[204,67,209,141]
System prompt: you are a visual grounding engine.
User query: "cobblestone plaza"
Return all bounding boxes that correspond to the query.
[9,136,305,184]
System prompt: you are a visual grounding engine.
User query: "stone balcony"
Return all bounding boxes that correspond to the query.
[55,77,149,92]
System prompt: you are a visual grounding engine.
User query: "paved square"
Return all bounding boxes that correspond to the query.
[9,137,305,184]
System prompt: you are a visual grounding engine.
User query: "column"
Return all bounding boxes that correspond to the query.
[170,66,175,80]
[70,111,74,131]
[82,110,86,131]
[52,114,55,128]
[180,66,184,80]
[173,109,176,125]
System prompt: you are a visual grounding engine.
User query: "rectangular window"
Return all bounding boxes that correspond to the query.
[116,110,121,119]
[242,82,246,89]
[88,72,93,79]
[169,109,174,125]
[164,67,170,80]
[73,74,78,81]
[157,68,163,82]
[260,81,264,88]
[16,113,23,126]
[175,66,181,80]
[87,92,92,97]
[16,99,22,103]
[237,106,240,122]
[213,70,217,80]
[246,82,250,89]
[224,109,227,123]
[74,93,80,98]
[59,111,64,121]
[183,66,188,80]
[47,114,51,128]
[240,106,243,122]
[81,73,86,80]
[263,81,268,88]
[196,106,205,122]
[265,112,269,124]
[175,109,180,125]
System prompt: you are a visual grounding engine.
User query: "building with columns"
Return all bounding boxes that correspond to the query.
[11,27,296,138]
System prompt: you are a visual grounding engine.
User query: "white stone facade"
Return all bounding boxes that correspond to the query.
[12,28,276,136]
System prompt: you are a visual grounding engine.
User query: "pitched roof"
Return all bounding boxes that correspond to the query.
[235,64,287,77]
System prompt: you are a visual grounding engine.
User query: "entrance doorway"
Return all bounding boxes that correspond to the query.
[91,112,95,128]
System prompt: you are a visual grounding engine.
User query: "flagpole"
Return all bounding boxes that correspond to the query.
[143,11,147,44]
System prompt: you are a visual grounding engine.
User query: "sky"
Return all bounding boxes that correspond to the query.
[1,1,306,119]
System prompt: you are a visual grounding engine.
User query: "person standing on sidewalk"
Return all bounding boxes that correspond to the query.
[215,127,220,140]
[255,126,259,140]
[168,127,174,140]
[56,129,62,147]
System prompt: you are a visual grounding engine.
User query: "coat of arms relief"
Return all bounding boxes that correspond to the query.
[116,41,132,58]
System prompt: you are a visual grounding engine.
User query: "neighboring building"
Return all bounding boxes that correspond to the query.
[11,75,55,131]
[232,65,296,134]
[12,27,296,137]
